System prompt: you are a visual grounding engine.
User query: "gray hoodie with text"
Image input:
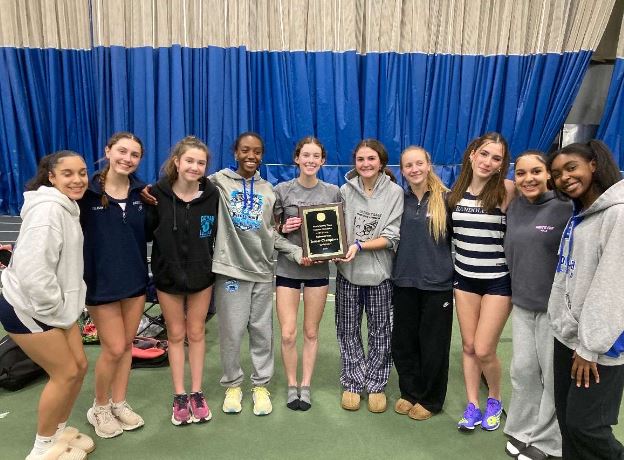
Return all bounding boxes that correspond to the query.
[338,171,403,286]
[210,168,302,283]
[548,179,624,365]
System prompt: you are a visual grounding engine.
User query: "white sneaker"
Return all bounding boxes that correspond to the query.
[110,400,144,430]
[87,402,123,438]
[222,387,243,413]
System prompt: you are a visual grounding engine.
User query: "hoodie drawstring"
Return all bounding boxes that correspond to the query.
[241,176,255,212]
[172,193,178,231]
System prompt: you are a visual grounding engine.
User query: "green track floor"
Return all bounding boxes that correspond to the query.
[1,300,622,459]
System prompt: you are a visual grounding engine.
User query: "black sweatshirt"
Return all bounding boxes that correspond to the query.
[147,176,219,295]
[392,190,454,291]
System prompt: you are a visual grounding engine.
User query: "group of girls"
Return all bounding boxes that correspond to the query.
[1,129,623,460]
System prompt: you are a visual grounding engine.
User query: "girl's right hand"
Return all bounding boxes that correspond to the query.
[333,244,358,263]
[141,185,157,205]
[281,216,302,234]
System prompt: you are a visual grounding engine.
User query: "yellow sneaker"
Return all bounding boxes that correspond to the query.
[222,387,243,414]
[251,386,272,416]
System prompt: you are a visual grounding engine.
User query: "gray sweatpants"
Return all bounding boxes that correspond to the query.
[504,306,562,457]
[215,275,274,387]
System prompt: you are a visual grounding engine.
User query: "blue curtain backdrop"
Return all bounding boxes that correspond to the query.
[597,57,624,165]
[0,46,593,214]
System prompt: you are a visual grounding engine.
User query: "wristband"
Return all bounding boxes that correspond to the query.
[354,240,362,252]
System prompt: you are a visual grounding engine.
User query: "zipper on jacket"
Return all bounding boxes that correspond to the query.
[180,203,191,290]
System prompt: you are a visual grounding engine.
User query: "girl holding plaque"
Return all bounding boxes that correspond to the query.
[391,146,454,421]
[274,136,340,411]
[335,139,403,413]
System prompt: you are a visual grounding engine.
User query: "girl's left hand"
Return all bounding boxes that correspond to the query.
[571,351,600,388]
[300,257,313,267]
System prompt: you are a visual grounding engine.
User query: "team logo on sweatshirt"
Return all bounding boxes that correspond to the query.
[353,210,381,240]
[224,279,239,292]
[230,191,263,231]
[200,215,215,238]
[535,225,555,233]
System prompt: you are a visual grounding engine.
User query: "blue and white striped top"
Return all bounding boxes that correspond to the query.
[452,192,508,279]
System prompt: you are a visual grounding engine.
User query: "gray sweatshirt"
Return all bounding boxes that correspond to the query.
[548,179,624,365]
[504,191,572,311]
[338,171,403,286]
[210,168,302,283]
[1,186,86,329]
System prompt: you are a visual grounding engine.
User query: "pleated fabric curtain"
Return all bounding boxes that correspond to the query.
[597,15,624,166]
[0,0,96,214]
[0,0,617,214]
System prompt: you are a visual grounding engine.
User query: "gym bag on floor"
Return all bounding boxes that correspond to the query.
[0,334,45,391]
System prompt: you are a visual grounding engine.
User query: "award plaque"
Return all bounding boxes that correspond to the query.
[299,202,348,261]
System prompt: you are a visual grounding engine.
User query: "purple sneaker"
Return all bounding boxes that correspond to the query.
[481,397,503,431]
[171,394,191,426]
[457,403,483,431]
[190,391,212,423]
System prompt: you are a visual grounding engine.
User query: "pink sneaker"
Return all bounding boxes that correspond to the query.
[171,394,191,426]
[189,391,212,423]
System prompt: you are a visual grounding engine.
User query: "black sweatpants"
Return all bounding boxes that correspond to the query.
[553,338,624,460]
[391,285,453,413]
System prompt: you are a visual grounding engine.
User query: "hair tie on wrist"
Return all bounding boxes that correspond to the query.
[354,240,362,251]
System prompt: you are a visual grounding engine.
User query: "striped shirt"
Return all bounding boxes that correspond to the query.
[452,192,508,279]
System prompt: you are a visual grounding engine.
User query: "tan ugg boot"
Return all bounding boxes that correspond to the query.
[394,398,413,415]
[341,391,360,411]
[408,403,433,421]
[368,393,387,413]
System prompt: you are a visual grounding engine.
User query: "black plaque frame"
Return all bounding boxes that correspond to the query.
[299,202,348,261]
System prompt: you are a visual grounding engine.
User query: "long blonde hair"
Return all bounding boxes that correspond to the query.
[400,146,449,242]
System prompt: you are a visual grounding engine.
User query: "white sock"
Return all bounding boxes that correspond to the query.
[54,421,67,440]
[111,400,125,409]
[30,433,54,456]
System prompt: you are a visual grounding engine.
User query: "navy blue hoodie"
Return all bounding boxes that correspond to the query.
[146,176,219,294]
[79,172,149,305]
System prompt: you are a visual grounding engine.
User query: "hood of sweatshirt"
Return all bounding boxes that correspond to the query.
[21,186,80,219]
[343,169,393,199]
[577,179,624,218]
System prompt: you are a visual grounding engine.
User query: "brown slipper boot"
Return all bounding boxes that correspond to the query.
[341,391,361,411]
[368,393,387,413]
[408,403,433,421]
[394,398,414,415]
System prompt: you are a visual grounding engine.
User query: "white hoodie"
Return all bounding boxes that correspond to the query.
[1,186,86,330]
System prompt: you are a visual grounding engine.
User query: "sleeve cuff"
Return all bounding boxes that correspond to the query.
[575,345,599,363]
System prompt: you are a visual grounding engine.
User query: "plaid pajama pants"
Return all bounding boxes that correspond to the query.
[335,273,393,393]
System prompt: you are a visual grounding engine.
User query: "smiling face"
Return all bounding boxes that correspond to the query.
[470,141,504,180]
[105,137,142,176]
[48,155,88,200]
[550,153,596,203]
[295,142,325,177]
[234,135,263,178]
[174,148,207,184]
[401,148,430,188]
[355,146,382,180]
[514,155,549,202]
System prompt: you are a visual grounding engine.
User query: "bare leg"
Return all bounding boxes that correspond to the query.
[158,290,187,394]
[11,326,86,436]
[88,302,127,405]
[111,295,145,403]
[300,285,328,386]
[474,294,511,400]
[186,287,212,392]
[455,289,483,406]
[276,286,300,386]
